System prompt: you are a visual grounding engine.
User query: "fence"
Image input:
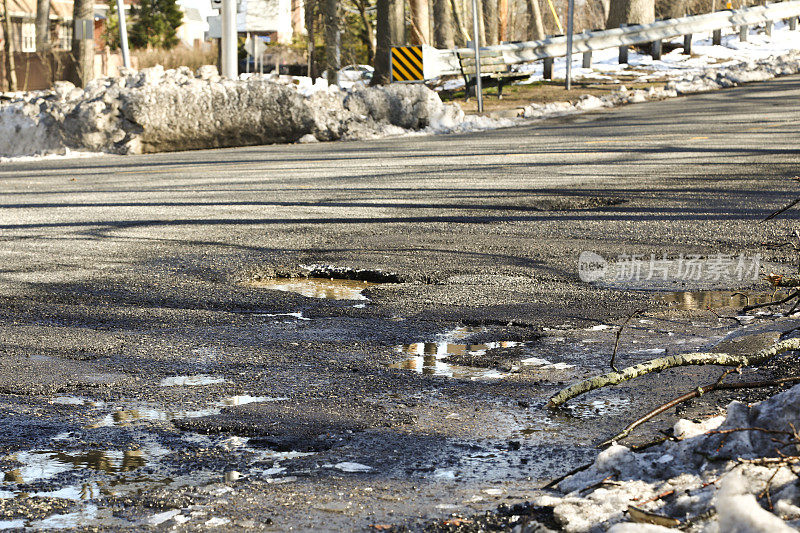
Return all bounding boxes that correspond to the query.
[428,1,800,78]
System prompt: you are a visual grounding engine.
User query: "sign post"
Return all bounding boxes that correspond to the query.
[470,0,483,113]
[565,0,574,89]
[116,0,131,69]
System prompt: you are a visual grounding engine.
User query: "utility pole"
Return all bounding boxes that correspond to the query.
[221,0,237,78]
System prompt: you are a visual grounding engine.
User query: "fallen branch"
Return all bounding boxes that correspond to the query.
[547,338,800,408]
[599,375,800,447]
[742,289,800,312]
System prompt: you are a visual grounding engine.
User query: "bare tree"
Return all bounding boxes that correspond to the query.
[35,0,51,51]
[71,0,94,87]
[371,0,402,84]
[305,0,317,77]
[352,0,376,63]
[409,0,430,44]
[450,0,471,44]
[526,0,545,39]
[1,0,16,91]
[498,0,507,41]
[606,0,653,28]
[482,0,497,44]
[433,0,455,48]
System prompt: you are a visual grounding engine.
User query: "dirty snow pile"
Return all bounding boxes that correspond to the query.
[537,384,800,532]
[0,64,500,159]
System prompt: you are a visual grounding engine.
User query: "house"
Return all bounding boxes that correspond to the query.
[1,0,75,52]
[207,0,304,45]
[176,6,208,47]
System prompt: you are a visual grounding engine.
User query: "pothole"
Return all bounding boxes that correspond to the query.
[387,327,524,380]
[659,290,786,310]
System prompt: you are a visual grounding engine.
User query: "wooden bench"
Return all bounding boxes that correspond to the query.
[456,49,529,99]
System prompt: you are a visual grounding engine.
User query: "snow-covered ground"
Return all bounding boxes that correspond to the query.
[1,21,800,161]
[537,381,800,532]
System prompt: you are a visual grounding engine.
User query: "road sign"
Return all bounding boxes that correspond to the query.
[391,46,424,81]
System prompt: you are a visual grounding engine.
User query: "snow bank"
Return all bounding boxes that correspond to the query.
[538,384,800,532]
[0,65,483,158]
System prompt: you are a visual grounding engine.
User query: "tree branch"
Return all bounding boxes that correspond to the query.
[547,338,800,408]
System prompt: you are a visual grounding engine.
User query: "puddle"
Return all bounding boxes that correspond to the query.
[217,395,288,406]
[89,407,221,428]
[160,375,226,386]
[250,277,374,300]
[89,396,286,428]
[387,329,521,380]
[4,449,151,484]
[659,291,786,310]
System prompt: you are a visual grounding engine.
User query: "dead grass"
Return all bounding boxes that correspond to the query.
[132,44,219,72]
[440,79,660,115]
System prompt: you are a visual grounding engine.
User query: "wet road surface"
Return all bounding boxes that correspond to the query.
[1,76,800,530]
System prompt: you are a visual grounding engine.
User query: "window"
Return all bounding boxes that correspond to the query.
[20,22,35,52]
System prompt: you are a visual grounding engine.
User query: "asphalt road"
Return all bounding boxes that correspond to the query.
[0,76,800,531]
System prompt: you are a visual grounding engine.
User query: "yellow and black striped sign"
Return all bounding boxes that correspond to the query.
[391,46,424,81]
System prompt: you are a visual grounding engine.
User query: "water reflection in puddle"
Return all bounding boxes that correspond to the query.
[89,396,287,428]
[250,277,374,300]
[659,291,786,310]
[160,375,226,386]
[388,328,521,380]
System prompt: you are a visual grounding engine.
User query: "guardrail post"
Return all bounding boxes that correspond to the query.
[619,44,628,64]
[791,17,798,31]
[543,57,553,79]
[765,21,773,36]
[712,29,722,45]
[582,30,592,68]
[683,34,692,54]
[739,25,748,41]
[651,39,662,59]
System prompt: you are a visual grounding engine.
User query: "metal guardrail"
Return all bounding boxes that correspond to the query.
[431,1,800,77]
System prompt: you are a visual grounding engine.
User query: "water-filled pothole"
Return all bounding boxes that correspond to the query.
[387,328,523,380]
[659,290,786,310]
[250,277,375,301]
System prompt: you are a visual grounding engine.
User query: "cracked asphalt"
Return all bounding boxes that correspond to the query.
[0,75,800,531]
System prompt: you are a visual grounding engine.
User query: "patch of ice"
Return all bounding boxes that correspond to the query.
[332,462,372,473]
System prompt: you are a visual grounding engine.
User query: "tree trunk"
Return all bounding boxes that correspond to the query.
[498,0,507,41]
[606,0,653,28]
[71,0,94,87]
[305,0,316,78]
[372,0,403,84]
[526,0,545,39]
[482,0,497,44]
[476,0,486,44]
[35,0,50,51]
[2,0,17,91]
[323,0,340,85]
[433,0,455,48]
[355,0,376,63]
[409,0,430,44]
[450,0,471,44]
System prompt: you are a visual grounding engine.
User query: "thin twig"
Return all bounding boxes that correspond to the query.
[742,290,800,312]
[599,375,800,447]
[610,308,648,372]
